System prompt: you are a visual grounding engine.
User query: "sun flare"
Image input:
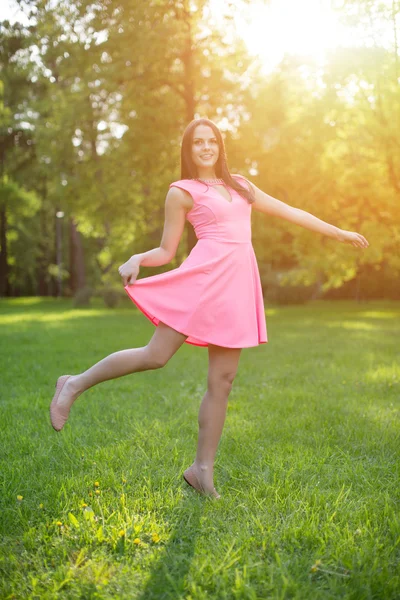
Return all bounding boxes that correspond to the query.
[208,0,357,73]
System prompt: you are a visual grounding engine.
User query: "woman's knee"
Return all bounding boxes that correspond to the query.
[143,322,187,370]
[142,346,169,370]
[208,371,236,397]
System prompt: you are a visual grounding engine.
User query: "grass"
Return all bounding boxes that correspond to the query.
[0,296,399,599]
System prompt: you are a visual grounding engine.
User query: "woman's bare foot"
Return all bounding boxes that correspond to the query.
[55,375,81,409]
[50,375,81,431]
[183,463,221,499]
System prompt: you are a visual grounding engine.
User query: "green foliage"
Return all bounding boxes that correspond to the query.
[259,265,318,305]
[98,286,126,308]
[0,176,42,292]
[1,1,400,299]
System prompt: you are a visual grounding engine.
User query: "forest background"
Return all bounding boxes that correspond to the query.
[1,0,399,305]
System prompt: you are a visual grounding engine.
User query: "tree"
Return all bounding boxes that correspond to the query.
[0,21,41,296]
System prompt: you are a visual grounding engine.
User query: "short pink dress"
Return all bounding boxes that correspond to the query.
[124,175,268,348]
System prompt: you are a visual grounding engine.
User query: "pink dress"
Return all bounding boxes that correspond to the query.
[124,175,268,348]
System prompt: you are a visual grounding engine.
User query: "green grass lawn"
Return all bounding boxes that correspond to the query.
[0,297,399,600]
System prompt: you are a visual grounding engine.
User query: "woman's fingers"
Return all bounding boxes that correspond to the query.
[121,273,134,286]
[349,232,369,248]
[118,260,139,286]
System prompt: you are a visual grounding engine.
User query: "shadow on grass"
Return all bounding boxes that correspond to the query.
[136,497,205,600]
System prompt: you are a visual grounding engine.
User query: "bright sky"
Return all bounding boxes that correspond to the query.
[233,0,345,71]
[1,1,28,24]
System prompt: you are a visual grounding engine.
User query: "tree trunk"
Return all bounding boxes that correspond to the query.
[37,205,50,295]
[355,270,361,303]
[69,217,86,293]
[0,205,10,296]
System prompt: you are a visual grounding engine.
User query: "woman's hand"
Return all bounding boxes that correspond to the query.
[337,229,369,248]
[118,258,140,286]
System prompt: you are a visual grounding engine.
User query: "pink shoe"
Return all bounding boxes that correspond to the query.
[183,466,221,499]
[50,375,73,431]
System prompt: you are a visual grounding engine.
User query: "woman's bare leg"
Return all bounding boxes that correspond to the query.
[184,344,242,497]
[54,322,188,409]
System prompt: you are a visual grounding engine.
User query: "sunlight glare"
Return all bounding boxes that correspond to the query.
[233,0,343,72]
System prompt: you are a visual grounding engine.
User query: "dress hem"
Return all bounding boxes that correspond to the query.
[123,285,267,349]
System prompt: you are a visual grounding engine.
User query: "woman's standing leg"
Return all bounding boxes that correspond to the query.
[50,322,188,430]
[184,344,242,498]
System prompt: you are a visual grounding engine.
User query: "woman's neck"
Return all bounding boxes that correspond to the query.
[196,168,217,179]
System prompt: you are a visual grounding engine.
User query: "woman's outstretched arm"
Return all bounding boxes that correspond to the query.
[247,180,369,249]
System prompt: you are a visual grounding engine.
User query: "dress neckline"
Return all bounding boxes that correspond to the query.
[210,184,233,204]
[191,179,233,204]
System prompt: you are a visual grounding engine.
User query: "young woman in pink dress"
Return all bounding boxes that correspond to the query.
[50,118,369,499]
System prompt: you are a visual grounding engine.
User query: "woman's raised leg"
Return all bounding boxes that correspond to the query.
[183,344,242,498]
[50,322,188,430]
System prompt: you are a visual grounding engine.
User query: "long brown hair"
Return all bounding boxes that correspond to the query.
[180,118,255,204]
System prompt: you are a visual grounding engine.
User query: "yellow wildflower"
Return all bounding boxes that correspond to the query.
[133,538,141,545]
[39,503,44,509]
[152,533,160,543]
[81,503,87,508]
[94,481,99,487]
[56,521,62,527]
[17,495,23,501]
[310,559,322,573]
[119,530,125,537]
[122,478,127,484]
[95,490,100,495]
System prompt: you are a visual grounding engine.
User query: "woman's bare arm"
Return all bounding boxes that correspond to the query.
[135,187,188,265]
[247,180,369,248]
[119,187,189,285]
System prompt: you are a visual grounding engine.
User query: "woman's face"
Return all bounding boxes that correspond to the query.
[191,124,220,171]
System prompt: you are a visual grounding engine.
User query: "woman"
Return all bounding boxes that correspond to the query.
[50,118,369,499]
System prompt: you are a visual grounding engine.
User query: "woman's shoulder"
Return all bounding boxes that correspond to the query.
[168,179,203,199]
[169,178,196,188]
[168,180,197,210]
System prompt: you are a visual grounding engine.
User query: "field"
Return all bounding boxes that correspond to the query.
[0,297,399,599]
